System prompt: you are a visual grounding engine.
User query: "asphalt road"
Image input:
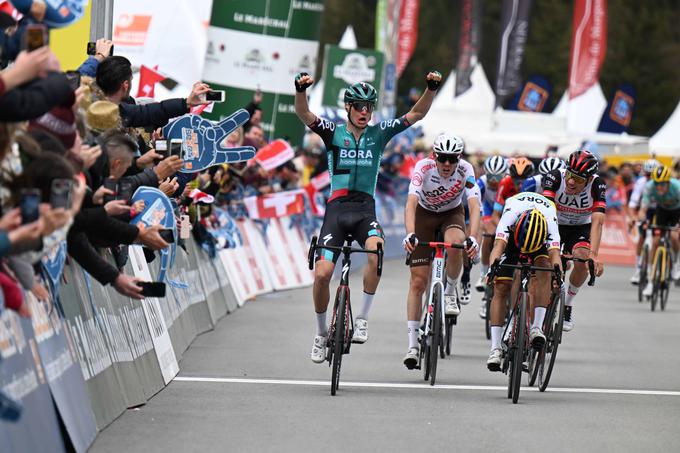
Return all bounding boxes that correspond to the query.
[91,262,680,453]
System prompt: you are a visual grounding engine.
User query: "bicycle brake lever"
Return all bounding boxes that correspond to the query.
[587,259,596,286]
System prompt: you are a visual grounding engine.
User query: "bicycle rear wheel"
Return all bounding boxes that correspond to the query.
[510,293,527,404]
[429,288,442,386]
[638,245,648,303]
[651,249,664,312]
[539,288,564,392]
[330,288,347,396]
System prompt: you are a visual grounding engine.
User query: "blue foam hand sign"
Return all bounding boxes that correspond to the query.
[130,187,177,283]
[162,109,256,173]
[11,0,87,28]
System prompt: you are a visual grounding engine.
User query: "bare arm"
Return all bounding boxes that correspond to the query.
[404,194,418,236]
[488,239,507,270]
[293,73,317,125]
[467,196,481,243]
[589,211,605,257]
[404,71,441,125]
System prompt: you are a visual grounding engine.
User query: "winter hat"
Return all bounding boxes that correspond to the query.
[86,100,121,133]
[28,105,77,149]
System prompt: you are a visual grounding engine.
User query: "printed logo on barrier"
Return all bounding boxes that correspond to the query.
[162,109,256,173]
[10,0,86,28]
[609,91,634,127]
[518,82,548,112]
[113,14,152,46]
[41,241,67,289]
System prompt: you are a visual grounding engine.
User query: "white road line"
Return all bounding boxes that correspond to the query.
[172,376,680,397]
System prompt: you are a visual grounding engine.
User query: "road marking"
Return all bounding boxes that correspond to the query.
[173,376,680,397]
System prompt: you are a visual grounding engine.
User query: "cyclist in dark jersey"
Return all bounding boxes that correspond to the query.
[294,70,442,363]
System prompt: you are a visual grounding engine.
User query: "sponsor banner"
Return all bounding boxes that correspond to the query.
[495,0,533,107]
[597,83,635,133]
[280,217,315,287]
[236,220,274,295]
[397,0,419,79]
[455,0,483,97]
[321,45,385,109]
[219,246,256,306]
[204,0,324,146]
[255,139,295,171]
[11,0,87,28]
[128,246,179,384]
[508,75,552,112]
[568,0,607,99]
[263,218,308,290]
[599,212,635,266]
[112,0,213,88]
[243,190,305,219]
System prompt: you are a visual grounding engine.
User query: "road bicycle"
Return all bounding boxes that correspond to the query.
[527,257,595,392]
[648,224,677,311]
[308,235,383,396]
[488,258,560,404]
[637,225,653,302]
[481,232,495,340]
[406,240,468,386]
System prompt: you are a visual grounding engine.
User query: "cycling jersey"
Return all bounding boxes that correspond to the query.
[408,158,479,212]
[308,116,411,201]
[477,174,498,217]
[628,176,651,209]
[493,175,522,212]
[641,178,680,210]
[521,175,543,193]
[495,192,561,250]
[542,168,606,226]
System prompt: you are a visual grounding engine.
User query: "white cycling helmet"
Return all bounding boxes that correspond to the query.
[538,157,565,175]
[484,155,508,175]
[643,159,660,174]
[433,133,465,155]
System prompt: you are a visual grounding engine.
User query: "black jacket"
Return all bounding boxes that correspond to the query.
[120,97,188,129]
[0,72,74,122]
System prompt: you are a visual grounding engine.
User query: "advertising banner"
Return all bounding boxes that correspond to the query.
[494,0,533,108]
[455,0,483,97]
[321,45,385,109]
[508,75,552,112]
[396,0,419,79]
[374,0,400,116]
[203,0,324,145]
[597,83,635,133]
[11,0,87,28]
[568,0,607,99]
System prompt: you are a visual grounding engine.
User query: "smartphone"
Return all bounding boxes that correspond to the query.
[138,281,166,298]
[20,189,41,224]
[102,179,117,204]
[87,41,113,56]
[22,24,48,51]
[179,215,191,239]
[154,139,168,159]
[159,229,175,243]
[205,90,225,102]
[117,180,134,202]
[50,179,73,209]
[65,70,81,91]
[169,139,183,158]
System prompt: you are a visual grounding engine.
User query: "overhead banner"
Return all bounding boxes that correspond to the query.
[494,0,533,108]
[396,0,419,79]
[321,45,384,109]
[568,0,607,99]
[455,0,483,97]
[203,0,324,146]
[597,83,635,133]
[508,75,552,112]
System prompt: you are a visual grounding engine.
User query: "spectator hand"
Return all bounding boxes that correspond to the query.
[186,82,211,106]
[154,155,184,180]
[31,281,50,302]
[137,225,169,250]
[1,48,51,88]
[40,205,71,236]
[77,144,102,170]
[104,200,131,216]
[8,219,43,246]
[94,38,114,61]
[70,175,87,214]
[159,177,179,197]
[131,200,145,215]
[30,0,47,21]
[0,208,21,231]
[93,185,114,205]
[113,273,144,300]
[137,149,163,169]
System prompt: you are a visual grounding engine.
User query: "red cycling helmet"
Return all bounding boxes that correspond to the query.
[567,149,599,178]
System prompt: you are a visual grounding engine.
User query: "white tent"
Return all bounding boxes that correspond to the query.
[649,101,680,156]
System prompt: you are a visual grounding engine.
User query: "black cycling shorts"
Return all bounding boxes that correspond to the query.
[655,207,680,229]
[559,224,591,255]
[316,195,384,263]
[495,238,549,281]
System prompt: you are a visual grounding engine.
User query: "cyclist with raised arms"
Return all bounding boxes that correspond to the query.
[521,157,565,193]
[639,166,680,294]
[492,157,535,224]
[475,156,508,315]
[402,133,480,369]
[627,159,660,284]
[294,70,442,363]
[542,149,606,332]
[486,193,562,371]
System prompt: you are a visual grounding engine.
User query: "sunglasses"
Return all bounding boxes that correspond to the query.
[487,174,503,183]
[351,101,375,112]
[435,154,460,164]
[565,170,587,184]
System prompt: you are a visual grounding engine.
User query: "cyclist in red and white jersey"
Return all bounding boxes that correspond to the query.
[402,133,480,368]
[543,149,606,331]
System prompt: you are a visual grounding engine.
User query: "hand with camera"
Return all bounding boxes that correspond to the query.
[0,208,21,231]
[137,148,163,169]
[93,38,114,62]
[8,219,43,246]
[294,72,314,92]
[136,224,170,250]
[40,205,71,236]
[154,155,184,180]
[186,82,211,107]
[159,177,179,197]
[113,273,144,300]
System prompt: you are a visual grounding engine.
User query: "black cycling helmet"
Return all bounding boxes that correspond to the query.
[344,82,378,104]
[567,149,599,178]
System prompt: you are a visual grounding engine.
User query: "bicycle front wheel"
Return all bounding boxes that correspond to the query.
[484,285,493,340]
[660,252,671,311]
[638,245,648,303]
[510,292,527,404]
[330,288,347,396]
[445,316,454,356]
[539,288,564,392]
[429,288,442,386]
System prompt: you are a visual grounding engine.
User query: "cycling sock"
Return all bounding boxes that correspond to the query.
[316,311,327,336]
[408,321,420,349]
[445,277,458,295]
[358,291,374,320]
[636,255,642,268]
[565,283,581,306]
[490,326,503,351]
[532,307,546,329]
[481,264,489,277]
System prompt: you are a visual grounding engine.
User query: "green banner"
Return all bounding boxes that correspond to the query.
[203,0,324,145]
[321,45,384,109]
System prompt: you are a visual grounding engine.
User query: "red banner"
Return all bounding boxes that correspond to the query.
[568,0,607,99]
[396,0,419,78]
[598,211,635,266]
[136,64,165,98]
[255,139,294,171]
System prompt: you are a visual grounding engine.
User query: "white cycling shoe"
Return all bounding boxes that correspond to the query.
[672,264,680,281]
[487,348,502,372]
[459,282,471,305]
[642,282,654,298]
[310,335,327,363]
[403,347,419,370]
[351,318,368,344]
[478,301,487,319]
[529,326,546,349]
[475,275,486,292]
[630,268,640,285]
[563,306,574,332]
[444,294,460,316]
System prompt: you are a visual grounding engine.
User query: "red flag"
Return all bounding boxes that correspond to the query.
[568,0,607,99]
[255,139,294,171]
[0,1,22,21]
[399,154,417,178]
[190,102,214,115]
[310,170,330,190]
[243,190,305,219]
[396,0,419,79]
[136,65,166,98]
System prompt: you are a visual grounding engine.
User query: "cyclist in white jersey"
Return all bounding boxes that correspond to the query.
[627,159,660,284]
[486,192,562,370]
[543,149,606,332]
[402,133,480,369]
[521,157,565,194]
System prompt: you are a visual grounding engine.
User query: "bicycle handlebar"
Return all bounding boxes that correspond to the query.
[307,236,384,276]
[405,240,470,266]
[649,224,678,232]
[487,259,562,286]
[562,256,597,286]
